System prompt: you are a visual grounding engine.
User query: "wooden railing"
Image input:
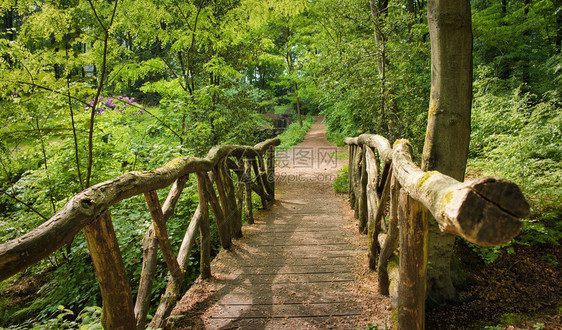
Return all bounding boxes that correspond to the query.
[345,134,530,329]
[0,138,279,330]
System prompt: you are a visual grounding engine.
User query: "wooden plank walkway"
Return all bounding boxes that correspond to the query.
[170,119,390,329]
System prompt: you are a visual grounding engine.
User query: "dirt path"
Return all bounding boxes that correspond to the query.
[170,118,391,329]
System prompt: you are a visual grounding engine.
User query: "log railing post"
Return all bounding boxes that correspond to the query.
[359,146,369,233]
[83,210,135,330]
[135,176,187,329]
[396,188,428,330]
[368,166,392,270]
[244,158,254,224]
[150,205,204,329]
[144,191,183,284]
[196,172,212,279]
[250,157,269,209]
[203,172,231,249]
[348,144,355,207]
[214,161,238,238]
[267,145,276,200]
[352,146,362,218]
[259,154,274,198]
[378,174,400,295]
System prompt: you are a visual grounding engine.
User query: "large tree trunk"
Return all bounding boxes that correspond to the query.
[422,0,473,304]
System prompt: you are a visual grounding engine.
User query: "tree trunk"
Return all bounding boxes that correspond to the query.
[423,0,473,304]
[294,81,303,128]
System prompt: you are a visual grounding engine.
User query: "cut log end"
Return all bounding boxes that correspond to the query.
[470,177,530,219]
[445,177,529,246]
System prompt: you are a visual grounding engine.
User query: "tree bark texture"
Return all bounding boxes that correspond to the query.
[359,146,369,233]
[423,0,473,303]
[377,174,400,295]
[83,211,136,330]
[397,189,428,330]
[135,176,187,329]
[150,204,203,329]
[196,172,212,280]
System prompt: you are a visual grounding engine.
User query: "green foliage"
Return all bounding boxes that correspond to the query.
[333,165,348,193]
[3,305,102,329]
[468,64,562,257]
[365,321,388,330]
[276,115,316,151]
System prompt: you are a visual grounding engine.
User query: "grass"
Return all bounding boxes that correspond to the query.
[276,115,317,151]
[333,165,349,193]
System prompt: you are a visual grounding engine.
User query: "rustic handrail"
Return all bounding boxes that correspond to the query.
[0,137,279,329]
[345,133,529,329]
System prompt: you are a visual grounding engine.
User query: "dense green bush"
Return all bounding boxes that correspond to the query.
[333,165,349,193]
[466,63,562,262]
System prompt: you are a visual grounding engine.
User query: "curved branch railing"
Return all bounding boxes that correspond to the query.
[345,134,529,329]
[0,137,279,330]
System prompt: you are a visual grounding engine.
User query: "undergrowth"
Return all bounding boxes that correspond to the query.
[276,115,317,151]
[466,65,562,263]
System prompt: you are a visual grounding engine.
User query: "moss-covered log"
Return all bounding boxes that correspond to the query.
[345,135,528,246]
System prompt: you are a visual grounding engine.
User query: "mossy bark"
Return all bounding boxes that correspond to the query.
[422,0,473,303]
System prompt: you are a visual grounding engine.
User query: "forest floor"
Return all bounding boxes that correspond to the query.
[426,241,562,329]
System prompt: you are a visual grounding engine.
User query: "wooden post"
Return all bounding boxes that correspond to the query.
[267,145,275,200]
[353,146,362,218]
[196,172,211,279]
[258,154,274,197]
[225,162,242,238]
[214,162,239,238]
[83,211,135,330]
[144,191,183,284]
[202,172,231,249]
[396,189,428,330]
[365,147,380,267]
[135,177,187,329]
[359,146,368,233]
[250,157,269,209]
[378,174,400,295]
[368,166,392,270]
[348,145,355,206]
[150,205,203,329]
[244,158,254,224]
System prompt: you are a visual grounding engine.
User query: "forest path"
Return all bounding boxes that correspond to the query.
[170,117,390,329]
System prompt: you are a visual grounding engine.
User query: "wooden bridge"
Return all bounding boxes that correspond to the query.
[0,120,529,329]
